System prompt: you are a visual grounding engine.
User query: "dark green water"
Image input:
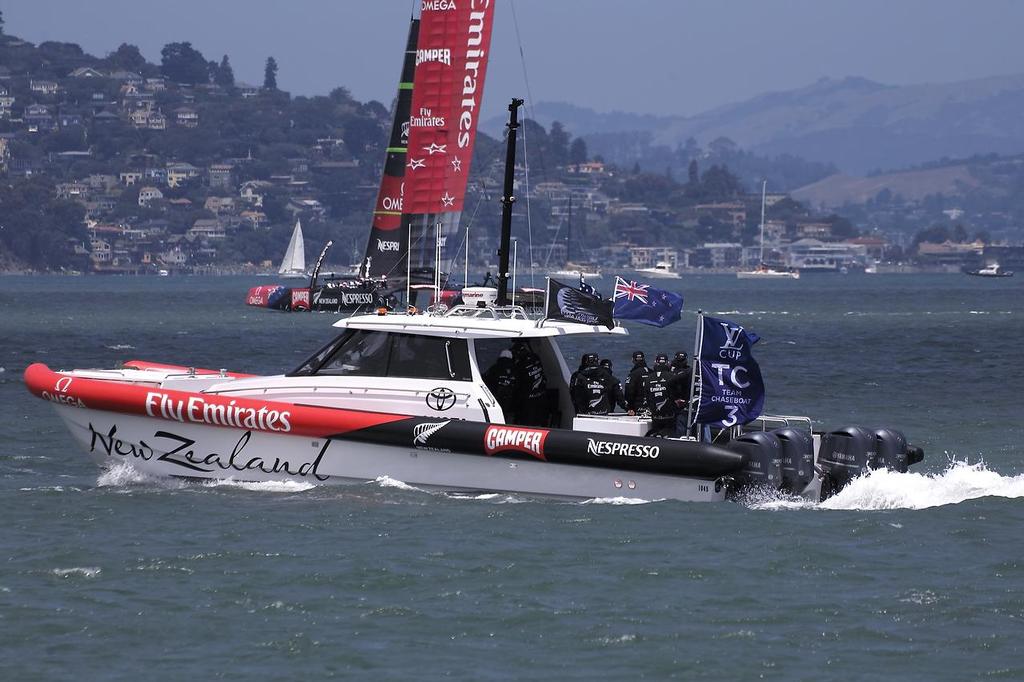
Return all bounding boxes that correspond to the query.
[2,274,1023,680]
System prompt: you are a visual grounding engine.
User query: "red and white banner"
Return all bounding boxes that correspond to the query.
[405,0,495,214]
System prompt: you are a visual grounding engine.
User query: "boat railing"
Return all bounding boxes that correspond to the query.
[740,413,814,434]
[444,304,532,320]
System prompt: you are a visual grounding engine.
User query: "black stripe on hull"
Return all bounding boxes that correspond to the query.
[331,416,746,480]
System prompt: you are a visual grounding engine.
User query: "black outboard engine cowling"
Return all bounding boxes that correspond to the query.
[873,428,924,473]
[817,426,875,499]
[773,428,815,494]
[727,432,783,490]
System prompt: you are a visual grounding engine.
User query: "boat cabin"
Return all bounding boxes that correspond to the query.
[208,304,626,428]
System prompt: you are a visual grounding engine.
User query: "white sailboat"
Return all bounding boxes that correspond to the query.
[278,219,307,279]
[737,181,800,279]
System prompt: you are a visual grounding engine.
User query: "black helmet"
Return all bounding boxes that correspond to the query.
[599,358,612,370]
[655,353,669,366]
[582,352,599,368]
[632,350,645,363]
[674,351,688,364]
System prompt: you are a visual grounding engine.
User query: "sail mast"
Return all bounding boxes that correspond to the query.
[566,194,572,264]
[759,179,766,264]
[497,98,524,306]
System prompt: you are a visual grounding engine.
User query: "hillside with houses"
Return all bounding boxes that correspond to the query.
[0,16,1021,276]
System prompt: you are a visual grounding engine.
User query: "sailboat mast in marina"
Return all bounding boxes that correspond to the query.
[736,180,799,279]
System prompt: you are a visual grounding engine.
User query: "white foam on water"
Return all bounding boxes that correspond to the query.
[449,492,502,500]
[583,496,656,505]
[203,478,316,493]
[96,461,175,488]
[51,567,101,579]
[752,461,1024,511]
[445,492,526,504]
[372,475,426,492]
[104,343,135,350]
[820,461,1024,510]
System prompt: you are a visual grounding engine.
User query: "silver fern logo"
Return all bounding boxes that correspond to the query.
[413,420,449,446]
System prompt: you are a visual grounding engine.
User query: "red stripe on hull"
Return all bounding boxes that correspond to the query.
[24,363,407,439]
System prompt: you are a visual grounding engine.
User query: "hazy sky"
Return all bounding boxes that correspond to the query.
[5,0,1024,119]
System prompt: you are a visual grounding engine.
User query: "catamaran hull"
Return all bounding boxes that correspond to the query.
[49,405,726,501]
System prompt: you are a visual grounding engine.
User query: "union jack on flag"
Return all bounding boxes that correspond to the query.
[614,277,649,304]
[611,275,683,328]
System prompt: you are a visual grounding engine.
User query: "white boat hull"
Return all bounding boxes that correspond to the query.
[634,269,681,279]
[736,270,800,279]
[54,405,725,502]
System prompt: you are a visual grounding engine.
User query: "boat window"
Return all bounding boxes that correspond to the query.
[388,334,471,380]
[474,338,516,377]
[301,330,472,380]
[314,329,391,377]
[289,331,353,376]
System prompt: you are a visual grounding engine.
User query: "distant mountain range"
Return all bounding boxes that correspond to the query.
[499,74,1024,175]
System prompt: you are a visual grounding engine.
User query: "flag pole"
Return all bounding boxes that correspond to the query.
[685,310,703,437]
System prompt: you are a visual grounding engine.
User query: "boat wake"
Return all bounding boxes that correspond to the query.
[750,461,1024,511]
[203,479,316,493]
[372,475,427,493]
[584,496,657,505]
[97,461,184,489]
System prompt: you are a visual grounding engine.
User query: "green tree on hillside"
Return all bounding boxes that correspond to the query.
[160,42,209,84]
[700,164,745,198]
[106,43,147,73]
[0,10,5,35]
[549,121,570,167]
[264,56,278,90]
[569,137,588,165]
[214,55,235,87]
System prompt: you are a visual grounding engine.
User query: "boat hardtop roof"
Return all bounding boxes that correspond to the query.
[334,306,628,340]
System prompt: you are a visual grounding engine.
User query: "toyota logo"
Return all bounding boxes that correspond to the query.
[425,387,456,411]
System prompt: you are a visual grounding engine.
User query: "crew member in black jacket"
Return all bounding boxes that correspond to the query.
[599,358,627,413]
[641,353,684,436]
[623,350,650,414]
[669,351,693,436]
[483,349,518,422]
[512,341,548,426]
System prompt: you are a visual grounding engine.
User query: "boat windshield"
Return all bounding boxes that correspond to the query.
[289,330,472,380]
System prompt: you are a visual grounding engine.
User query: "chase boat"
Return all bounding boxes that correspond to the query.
[24,290,924,503]
[25,306,743,501]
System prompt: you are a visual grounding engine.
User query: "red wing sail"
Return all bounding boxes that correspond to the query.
[405,2,495,215]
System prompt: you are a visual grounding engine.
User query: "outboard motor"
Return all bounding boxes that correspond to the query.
[727,431,783,490]
[873,428,925,474]
[773,428,815,494]
[817,426,875,500]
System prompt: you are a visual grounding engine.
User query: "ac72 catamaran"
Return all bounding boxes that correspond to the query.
[26,4,923,502]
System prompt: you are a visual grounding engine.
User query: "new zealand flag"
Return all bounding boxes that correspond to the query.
[545,278,615,329]
[612,276,683,327]
[692,315,765,428]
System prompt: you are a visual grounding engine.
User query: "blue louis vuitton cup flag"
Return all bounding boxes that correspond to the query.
[692,314,765,428]
[612,276,683,327]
